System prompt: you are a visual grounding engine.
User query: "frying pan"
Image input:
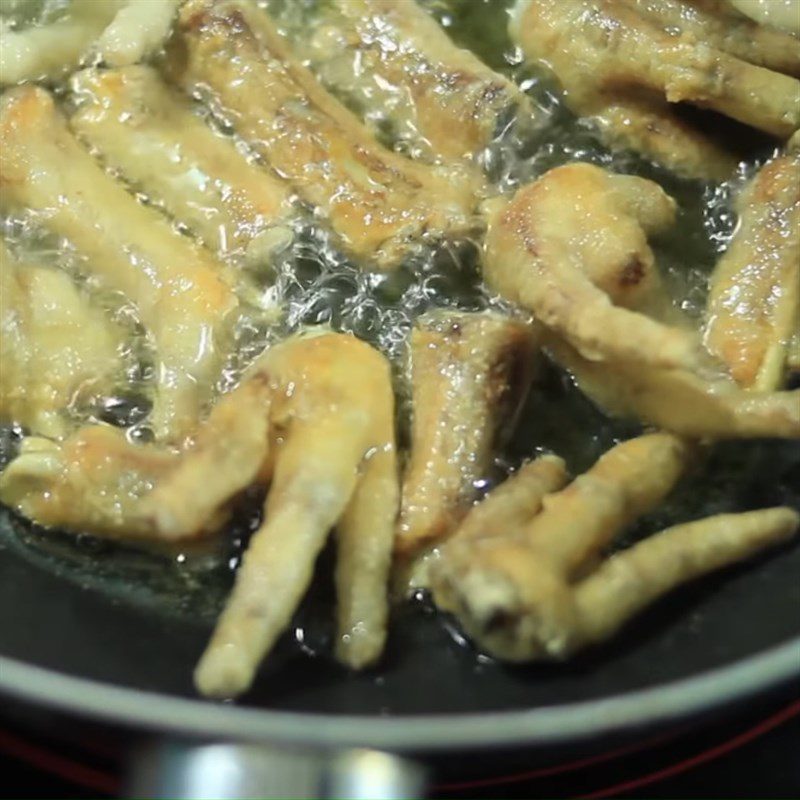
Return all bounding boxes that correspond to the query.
[1,431,799,797]
[1,8,800,796]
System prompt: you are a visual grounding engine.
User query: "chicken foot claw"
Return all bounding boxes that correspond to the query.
[484,163,702,372]
[512,0,800,178]
[396,311,540,558]
[194,332,399,698]
[432,434,799,661]
[485,161,800,438]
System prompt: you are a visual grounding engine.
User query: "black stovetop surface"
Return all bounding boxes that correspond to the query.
[2,689,799,798]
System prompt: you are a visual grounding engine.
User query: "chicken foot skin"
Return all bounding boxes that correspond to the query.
[432,434,799,661]
[484,162,800,438]
[512,0,800,179]
[396,311,539,558]
[0,241,124,439]
[69,66,292,263]
[0,86,237,441]
[276,0,539,167]
[194,332,399,698]
[705,142,800,390]
[0,0,120,86]
[170,0,477,269]
[483,163,702,372]
[625,0,800,78]
[0,376,272,542]
[548,334,800,438]
[0,330,399,696]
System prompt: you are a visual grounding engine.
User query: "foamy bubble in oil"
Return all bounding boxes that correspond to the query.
[221,212,493,396]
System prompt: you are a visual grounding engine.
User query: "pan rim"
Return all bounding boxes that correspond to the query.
[1,638,798,751]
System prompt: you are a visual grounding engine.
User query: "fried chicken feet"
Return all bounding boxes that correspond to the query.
[277,0,539,168]
[170,0,477,268]
[705,139,800,390]
[195,332,399,696]
[69,66,292,263]
[0,86,236,441]
[484,162,800,438]
[512,0,800,179]
[0,241,124,439]
[431,433,799,661]
[396,311,539,560]
[0,332,399,698]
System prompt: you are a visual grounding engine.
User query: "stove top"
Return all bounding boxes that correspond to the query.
[2,691,799,798]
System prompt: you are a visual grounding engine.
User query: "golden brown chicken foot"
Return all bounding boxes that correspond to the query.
[1,330,399,695]
[518,0,800,136]
[574,507,799,646]
[624,0,800,77]
[277,0,539,167]
[0,377,272,541]
[705,143,800,390]
[194,332,399,698]
[432,433,691,659]
[0,86,237,442]
[69,66,293,264]
[512,0,800,177]
[396,311,540,559]
[432,433,800,661]
[434,502,798,661]
[592,92,738,182]
[483,163,705,372]
[486,162,800,437]
[0,241,124,440]
[549,335,800,439]
[170,0,478,269]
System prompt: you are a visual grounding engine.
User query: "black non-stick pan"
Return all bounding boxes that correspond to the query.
[1,432,799,797]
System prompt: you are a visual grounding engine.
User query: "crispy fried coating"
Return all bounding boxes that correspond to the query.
[279,0,538,166]
[549,335,800,438]
[575,506,800,645]
[69,66,292,262]
[432,433,691,659]
[0,377,270,541]
[0,86,237,441]
[0,0,119,86]
[194,332,398,697]
[396,311,539,557]
[432,432,799,661]
[170,0,478,269]
[0,241,124,439]
[1,330,400,696]
[483,163,702,371]
[705,144,800,390]
[90,0,179,67]
[485,162,800,438]
[512,0,800,178]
